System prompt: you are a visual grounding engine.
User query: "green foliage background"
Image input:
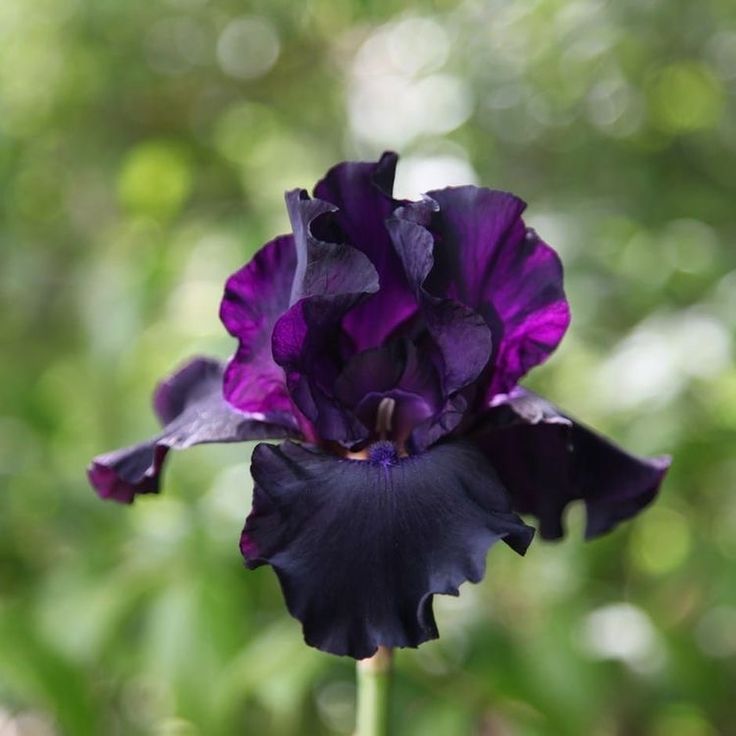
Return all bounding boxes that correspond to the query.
[2,0,736,734]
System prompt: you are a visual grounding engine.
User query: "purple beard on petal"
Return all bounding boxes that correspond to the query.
[87,151,671,660]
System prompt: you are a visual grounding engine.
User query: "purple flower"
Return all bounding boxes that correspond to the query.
[88,153,670,659]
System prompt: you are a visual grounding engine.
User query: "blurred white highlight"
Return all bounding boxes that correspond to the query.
[596,310,732,410]
[0,710,57,736]
[579,603,663,673]
[393,154,478,200]
[349,17,473,148]
[216,17,279,80]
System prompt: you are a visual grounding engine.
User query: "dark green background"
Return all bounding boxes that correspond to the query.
[2,0,735,734]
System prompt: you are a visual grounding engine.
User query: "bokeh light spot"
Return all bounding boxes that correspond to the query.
[216,16,280,80]
[579,603,663,673]
[647,62,724,133]
[630,506,691,575]
[695,606,736,659]
[393,153,478,200]
[650,705,718,736]
[144,16,210,76]
[118,140,193,220]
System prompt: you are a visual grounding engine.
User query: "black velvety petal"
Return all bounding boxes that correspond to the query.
[473,389,671,540]
[242,440,534,659]
[88,357,299,503]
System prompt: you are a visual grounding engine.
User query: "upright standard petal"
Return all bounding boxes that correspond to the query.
[313,152,417,349]
[88,357,298,504]
[426,188,570,397]
[387,201,493,396]
[273,192,380,443]
[473,389,671,540]
[242,440,533,659]
[220,234,298,425]
[285,190,379,303]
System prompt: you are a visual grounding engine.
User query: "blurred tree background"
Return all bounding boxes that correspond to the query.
[1,0,736,734]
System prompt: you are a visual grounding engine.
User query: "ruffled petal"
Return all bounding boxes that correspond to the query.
[273,192,380,443]
[473,389,671,540]
[242,440,534,659]
[387,201,493,395]
[313,152,418,350]
[286,190,379,303]
[426,187,570,397]
[220,234,297,424]
[88,357,299,503]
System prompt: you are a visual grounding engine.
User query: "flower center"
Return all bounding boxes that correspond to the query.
[341,396,406,462]
[369,398,404,464]
[375,396,396,440]
[367,440,399,466]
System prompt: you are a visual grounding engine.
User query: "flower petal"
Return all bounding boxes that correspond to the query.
[286,189,379,303]
[220,234,297,423]
[474,389,671,540]
[426,187,570,397]
[387,201,493,395]
[273,192,381,443]
[88,357,299,503]
[313,152,418,349]
[242,440,534,658]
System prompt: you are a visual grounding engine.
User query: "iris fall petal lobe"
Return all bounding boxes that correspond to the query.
[88,357,298,503]
[242,440,533,658]
[475,389,670,539]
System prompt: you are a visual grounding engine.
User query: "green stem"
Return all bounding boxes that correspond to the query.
[355,646,393,736]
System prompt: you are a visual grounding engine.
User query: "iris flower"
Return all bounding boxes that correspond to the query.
[88,153,670,659]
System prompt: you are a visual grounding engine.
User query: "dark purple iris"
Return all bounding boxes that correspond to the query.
[88,153,670,659]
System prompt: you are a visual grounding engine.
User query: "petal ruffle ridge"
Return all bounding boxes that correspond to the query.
[88,357,299,503]
[313,151,417,349]
[473,389,671,540]
[242,440,534,659]
[272,191,380,443]
[426,187,570,398]
[388,200,493,396]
